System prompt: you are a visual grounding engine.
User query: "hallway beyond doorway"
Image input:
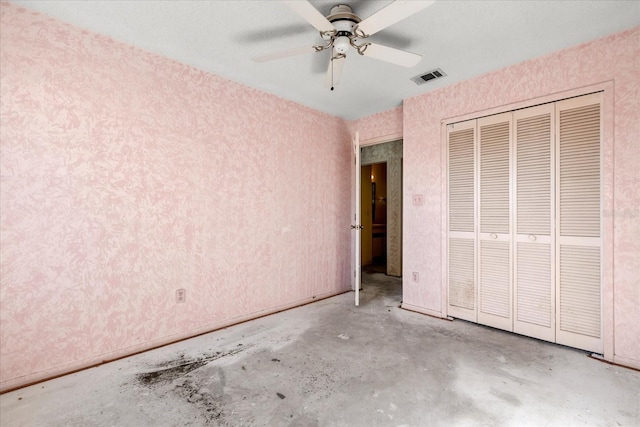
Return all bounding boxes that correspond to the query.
[359,139,402,277]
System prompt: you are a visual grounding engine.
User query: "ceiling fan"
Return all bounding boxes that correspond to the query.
[252,1,435,90]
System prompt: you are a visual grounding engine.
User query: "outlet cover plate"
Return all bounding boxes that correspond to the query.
[176,288,186,303]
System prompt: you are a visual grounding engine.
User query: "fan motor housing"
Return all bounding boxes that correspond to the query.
[327,5,361,24]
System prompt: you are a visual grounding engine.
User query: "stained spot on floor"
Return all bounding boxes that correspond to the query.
[136,347,247,386]
[136,359,207,385]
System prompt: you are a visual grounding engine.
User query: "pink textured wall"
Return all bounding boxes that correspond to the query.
[0,3,352,391]
[348,107,403,144]
[354,27,639,367]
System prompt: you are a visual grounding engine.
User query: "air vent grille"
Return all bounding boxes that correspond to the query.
[412,68,446,85]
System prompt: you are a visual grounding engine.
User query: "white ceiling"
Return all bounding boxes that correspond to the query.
[13,1,640,120]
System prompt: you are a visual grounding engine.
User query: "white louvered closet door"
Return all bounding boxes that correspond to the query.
[447,120,477,322]
[478,113,513,331]
[513,104,555,342]
[555,93,603,353]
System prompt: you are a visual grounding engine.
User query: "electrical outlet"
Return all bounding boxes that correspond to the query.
[176,288,186,303]
[412,272,419,283]
[413,194,424,206]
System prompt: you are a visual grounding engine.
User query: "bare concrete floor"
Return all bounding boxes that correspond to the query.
[2,272,639,426]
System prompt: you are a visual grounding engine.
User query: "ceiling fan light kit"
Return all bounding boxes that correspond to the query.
[253,1,435,89]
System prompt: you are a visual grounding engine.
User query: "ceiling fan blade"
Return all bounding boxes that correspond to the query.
[361,43,422,68]
[324,53,346,89]
[282,0,336,33]
[358,1,435,36]
[252,46,317,62]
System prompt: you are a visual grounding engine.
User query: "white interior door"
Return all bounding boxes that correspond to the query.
[353,132,361,306]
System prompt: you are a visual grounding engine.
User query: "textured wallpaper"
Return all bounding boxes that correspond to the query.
[355,27,639,367]
[349,107,403,144]
[0,2,352,390]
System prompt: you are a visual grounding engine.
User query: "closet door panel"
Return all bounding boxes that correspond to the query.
[513,104,555,341]
[480,240,510,318]
[555,93,603,354]
[516,242,552,327]
[447,120,477,321]
[449,238,475,314]
[559,245,601,337]
[477,113,512,331]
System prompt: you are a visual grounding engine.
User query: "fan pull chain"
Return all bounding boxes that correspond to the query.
[330,55,335,91]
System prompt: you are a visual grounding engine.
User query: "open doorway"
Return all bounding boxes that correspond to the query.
[361,162,387,274]
[359,139,402,278]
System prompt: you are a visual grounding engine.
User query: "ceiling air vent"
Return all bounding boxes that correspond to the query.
[411,68,446,85]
